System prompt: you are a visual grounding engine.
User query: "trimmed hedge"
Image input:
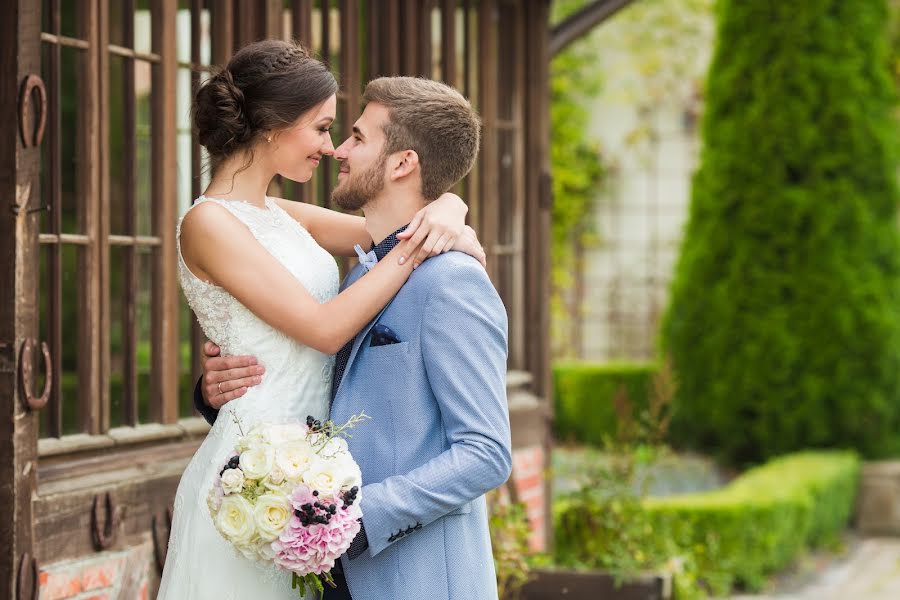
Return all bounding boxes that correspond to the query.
[661,0,900,465]
[553,362,656,445]
[555,450,860,595]
[646,451,859,592]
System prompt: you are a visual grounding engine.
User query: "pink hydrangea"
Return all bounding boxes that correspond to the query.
[271,485,362,576]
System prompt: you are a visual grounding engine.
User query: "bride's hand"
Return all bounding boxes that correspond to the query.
[397,192,469,268]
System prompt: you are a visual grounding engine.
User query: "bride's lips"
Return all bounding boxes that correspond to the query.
[308,157,321,166]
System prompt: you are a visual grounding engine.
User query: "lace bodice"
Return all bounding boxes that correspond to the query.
[176,195,339,425]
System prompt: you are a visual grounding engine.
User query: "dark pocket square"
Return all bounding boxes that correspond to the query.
[370,323,402,347]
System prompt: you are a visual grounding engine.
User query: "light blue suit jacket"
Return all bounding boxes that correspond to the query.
[329,251,512,600]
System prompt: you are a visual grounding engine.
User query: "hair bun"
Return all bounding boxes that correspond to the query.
[194,68,254,157]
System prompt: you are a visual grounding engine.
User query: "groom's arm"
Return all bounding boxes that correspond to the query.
[193,377,220,425]
[354,257,512,558]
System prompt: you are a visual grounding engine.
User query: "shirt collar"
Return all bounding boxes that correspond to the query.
[372,224,410,262]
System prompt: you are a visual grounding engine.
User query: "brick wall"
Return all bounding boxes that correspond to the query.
[511,444,547,552]
[39,539,153,600]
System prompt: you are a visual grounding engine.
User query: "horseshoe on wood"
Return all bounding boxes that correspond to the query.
[18,74,47,148]
[19,338,52,411]
[92,492,121,551]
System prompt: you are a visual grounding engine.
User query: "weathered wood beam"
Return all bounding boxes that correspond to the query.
[549,0,637,57]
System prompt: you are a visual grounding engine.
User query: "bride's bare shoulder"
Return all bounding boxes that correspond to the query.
[180,200,247,242]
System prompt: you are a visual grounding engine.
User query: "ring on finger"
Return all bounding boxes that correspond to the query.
[218,382,223,395]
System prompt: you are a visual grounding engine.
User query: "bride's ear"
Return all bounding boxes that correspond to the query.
[389,150,419,181]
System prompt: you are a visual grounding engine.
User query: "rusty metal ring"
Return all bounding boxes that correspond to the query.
[18,74,47,148]
[19,338,52,412]
[152,506,173,573]
[92,492,120,551]
[16,552,38,600]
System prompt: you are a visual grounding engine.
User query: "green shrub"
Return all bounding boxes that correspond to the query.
[555,450,859,596]
[553,362,656,445]
[646,451,860,593]
[661,0,900,465]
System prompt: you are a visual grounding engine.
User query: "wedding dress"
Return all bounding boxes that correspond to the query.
[157,196,339,599]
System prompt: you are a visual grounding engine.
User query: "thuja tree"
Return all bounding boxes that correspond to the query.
[662,0,900,464]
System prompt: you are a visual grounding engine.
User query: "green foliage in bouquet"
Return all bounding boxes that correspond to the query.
[661,0,900,464]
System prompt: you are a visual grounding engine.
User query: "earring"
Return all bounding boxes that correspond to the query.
[267,136,272,143]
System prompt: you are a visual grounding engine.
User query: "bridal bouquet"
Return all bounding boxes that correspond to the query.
[207,414,368,596]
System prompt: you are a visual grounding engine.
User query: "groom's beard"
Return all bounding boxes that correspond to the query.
[332,154,387,212]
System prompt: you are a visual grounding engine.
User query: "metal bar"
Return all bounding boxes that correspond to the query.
[40,32,90,49]
[97,0,112,433]
[293,0,313,48]
[549,0,635,57]
[123,0,138,427]
[366,0,379,79]
[340,0,359,140]
[175,60,207,71]
[478,0,498,281]
[319,0,332,209]
[108,235,162,247]
[418,0,433,77]
[401,0,417,74]
[47,0,63,438]
[211,0,234,65]
[79,0,102,435]
[440,0,456,86]
[190,0,206,389]
[107,44,161,63]
[384,0,400,75]
[462,0,470,98]
[509,2,527,370]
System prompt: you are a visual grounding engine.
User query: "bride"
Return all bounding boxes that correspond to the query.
[157,40,484,598]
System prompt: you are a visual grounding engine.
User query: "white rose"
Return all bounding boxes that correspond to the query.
[337,462,363,491]
[240,446,275,480]
[254,494,293,542]
[322,436,349,457]
[215,495,255,546]
[220,468,245,495]
[275,441,315,480]
[268,465,286,486]
[303,457,341,495]
[326,452,363,490]
[264,423,307,445]
[237,427,269,454]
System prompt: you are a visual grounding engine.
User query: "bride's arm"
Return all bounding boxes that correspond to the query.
[272,192,472,261]
[181,202,420,356]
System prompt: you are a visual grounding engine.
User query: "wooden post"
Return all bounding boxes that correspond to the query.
[0,0,42,596]
[151,0,178,424]
[523,0,553,551]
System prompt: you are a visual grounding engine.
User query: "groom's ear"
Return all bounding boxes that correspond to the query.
[389,150,420,182]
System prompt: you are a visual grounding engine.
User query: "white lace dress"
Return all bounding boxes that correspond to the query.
[157,196,339,599]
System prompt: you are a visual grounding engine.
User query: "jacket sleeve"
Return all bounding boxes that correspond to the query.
[193,376,220,425]
[355,259,512,557]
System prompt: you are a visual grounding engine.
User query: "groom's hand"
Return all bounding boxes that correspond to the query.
[200,341,265,409]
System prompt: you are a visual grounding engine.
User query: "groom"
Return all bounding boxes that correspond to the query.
[192,76,512,599]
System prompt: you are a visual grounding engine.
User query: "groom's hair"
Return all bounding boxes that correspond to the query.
[362,77,481,201]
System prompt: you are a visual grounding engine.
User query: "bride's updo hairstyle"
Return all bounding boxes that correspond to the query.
[193,40,338,172]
